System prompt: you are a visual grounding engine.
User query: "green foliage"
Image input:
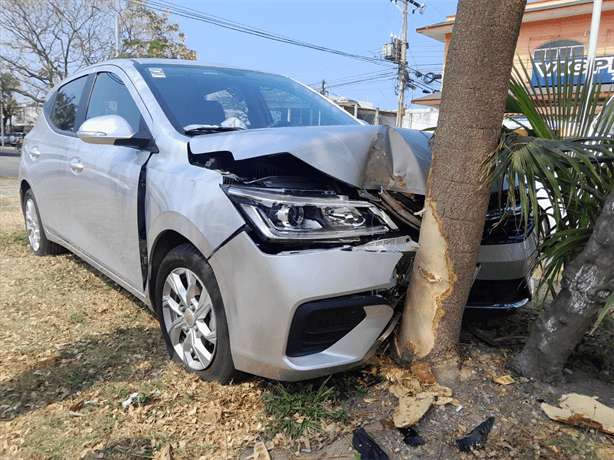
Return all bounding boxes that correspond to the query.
[1,73,20,130]
[118,5,197,60]
[261,378,347,440]
[490,56,614,299]
[589,292,614,335]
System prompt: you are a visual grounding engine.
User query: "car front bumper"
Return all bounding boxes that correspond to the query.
[469,235,537,312]
[209,232,414,381]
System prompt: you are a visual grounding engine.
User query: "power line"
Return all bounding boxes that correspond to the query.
[127,0,441,102]
[128,0,393,67]
[309,71,397,89]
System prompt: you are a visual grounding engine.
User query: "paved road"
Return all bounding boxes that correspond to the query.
[0,146,20,178]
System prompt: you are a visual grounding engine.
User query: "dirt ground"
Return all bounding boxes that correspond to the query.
[1,177,613,460]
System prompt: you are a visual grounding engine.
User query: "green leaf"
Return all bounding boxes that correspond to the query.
[589,292,614,335]
[492,56,614,292]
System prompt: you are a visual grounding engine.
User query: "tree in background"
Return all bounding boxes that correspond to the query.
[1,73,20,131]
[0,0,197,104]
[395,0,527,386]
[120,5,197,59]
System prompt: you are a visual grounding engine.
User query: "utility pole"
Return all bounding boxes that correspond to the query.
[384,1,425,128]
[586,0,603,73]
[396,0,408,128]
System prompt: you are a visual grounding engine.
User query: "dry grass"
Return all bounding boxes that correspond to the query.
[2,177,613,460]
[0,178,270,460]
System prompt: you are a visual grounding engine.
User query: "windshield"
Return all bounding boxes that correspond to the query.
[135,63,360,135]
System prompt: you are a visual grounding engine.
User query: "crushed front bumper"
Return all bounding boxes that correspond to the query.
[209,233,415,381]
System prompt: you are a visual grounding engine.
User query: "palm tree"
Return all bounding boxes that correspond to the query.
[488,58,614,382]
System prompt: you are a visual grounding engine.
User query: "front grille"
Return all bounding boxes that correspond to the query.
[482,191,534,245]
[286,296,387,357]
[481,213,534,245]
[466,278,531,307]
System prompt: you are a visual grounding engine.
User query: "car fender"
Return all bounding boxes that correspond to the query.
[146,182,246,262]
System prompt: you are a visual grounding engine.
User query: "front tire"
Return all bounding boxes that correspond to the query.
[155,244,237,384]
[22,189,65,256]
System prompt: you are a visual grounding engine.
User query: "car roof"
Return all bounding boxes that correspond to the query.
[91,58,283,78]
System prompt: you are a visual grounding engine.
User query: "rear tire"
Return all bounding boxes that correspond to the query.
[23,189,65,256]
[155,244,238,384]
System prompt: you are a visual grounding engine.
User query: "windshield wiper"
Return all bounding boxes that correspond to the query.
[183,124,246,135]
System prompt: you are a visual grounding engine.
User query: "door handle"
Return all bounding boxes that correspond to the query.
[69,157,84,174]
[27,145,40,159]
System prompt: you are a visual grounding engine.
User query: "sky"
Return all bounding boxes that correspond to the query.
[161,0,460,111]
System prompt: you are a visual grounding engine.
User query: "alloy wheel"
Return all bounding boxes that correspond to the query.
[161,267,217,371]
[25,198,41,252]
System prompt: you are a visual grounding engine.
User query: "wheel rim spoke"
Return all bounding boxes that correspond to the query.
[166,271,189,308]
[162,293,183,317]
[186,271,200,310]
[182,328,196,365]
[196,321,216,345]
[193,292,212,319]
[192,330,213,367]
[25,200,40,251]
[168,314,187,345]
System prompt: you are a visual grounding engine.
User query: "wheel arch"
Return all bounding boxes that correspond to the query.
[19,180,32,210]
[147,212,221,310]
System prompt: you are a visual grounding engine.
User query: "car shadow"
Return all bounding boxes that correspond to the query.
[0,325,167,419]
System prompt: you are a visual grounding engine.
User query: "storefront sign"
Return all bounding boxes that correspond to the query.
[531,55,614,87]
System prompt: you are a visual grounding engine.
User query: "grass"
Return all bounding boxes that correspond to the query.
[545,430,601,460]
[3,177,614,459]
[0,231,29,246]
[261,377,347,440]
[0,180,271,459]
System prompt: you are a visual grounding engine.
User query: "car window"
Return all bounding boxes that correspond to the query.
[206,89,251,128]
[86,72,143,133]
[261,87,326,126]
[135,64,359,134]
[49,76,88,133]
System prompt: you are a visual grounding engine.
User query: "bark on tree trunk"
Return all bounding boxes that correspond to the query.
[509,189,614,383]
[395,0,527,386]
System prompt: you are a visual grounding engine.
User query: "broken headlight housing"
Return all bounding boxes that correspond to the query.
[225,186,397,243]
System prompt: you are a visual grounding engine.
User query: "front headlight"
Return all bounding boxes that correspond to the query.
[225,186,397,243]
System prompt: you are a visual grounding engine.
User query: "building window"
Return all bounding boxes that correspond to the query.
[533,39,584,62]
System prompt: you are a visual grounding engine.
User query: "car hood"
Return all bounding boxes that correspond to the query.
[188,124,432,195]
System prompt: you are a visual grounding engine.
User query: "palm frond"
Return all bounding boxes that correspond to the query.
[490,55,614,293]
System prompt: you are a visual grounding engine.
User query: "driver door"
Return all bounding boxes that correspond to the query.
[64,70,152,293]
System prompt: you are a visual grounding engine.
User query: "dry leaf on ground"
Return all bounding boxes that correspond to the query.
[393,395,433,428]
[251,440,271,460]
[493,375,515,385]
[541,393,614,435]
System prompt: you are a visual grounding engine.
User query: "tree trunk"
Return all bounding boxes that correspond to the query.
[509,189,614,383]
[395,0,527,386]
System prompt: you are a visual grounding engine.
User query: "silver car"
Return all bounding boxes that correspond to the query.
[19,59,536,383]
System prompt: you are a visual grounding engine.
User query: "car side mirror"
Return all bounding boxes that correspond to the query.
[77,115,158,152]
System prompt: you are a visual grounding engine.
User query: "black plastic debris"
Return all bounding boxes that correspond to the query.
[455,416,495,452]
[352,427,390,460]
[398,426,426,447]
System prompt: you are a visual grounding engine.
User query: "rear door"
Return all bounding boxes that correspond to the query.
[25,75,90,240]
[63,69,153,293]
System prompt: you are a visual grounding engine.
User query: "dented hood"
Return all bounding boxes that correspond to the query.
[188,124,432,194]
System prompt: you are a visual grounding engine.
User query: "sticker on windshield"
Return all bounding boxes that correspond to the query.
[149,68,166,78]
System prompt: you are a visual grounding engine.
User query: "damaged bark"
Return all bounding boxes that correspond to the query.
[509,189,614,383]
[395,0,527,386]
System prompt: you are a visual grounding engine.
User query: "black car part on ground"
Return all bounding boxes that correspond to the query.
[455,416,495,452]
[352,427,390,460]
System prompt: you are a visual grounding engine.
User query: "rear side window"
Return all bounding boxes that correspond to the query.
[86,72,143,133]
[49,76,88,133]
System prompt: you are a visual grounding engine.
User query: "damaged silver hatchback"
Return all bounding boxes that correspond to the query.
[19,60,536,383]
